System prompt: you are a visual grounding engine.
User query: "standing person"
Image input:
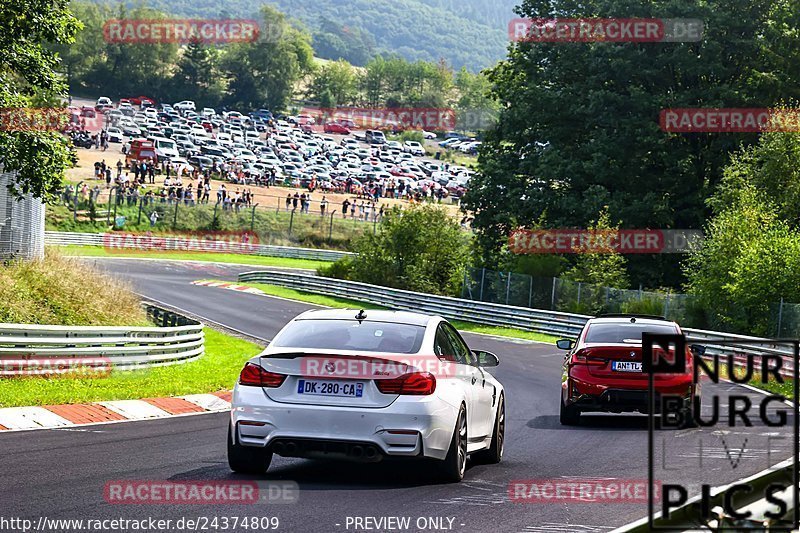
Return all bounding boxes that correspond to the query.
[116,159,123,178]
[105,168,112,189]
[342,198,350,219]
[292,192,299,211]
[349,200,356,219]
[285,194,292,211]
[149,210,159,227]
[148,164,155,184]
[320,196,328,217]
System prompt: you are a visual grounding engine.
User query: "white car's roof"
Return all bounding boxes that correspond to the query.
[293,308,438,327]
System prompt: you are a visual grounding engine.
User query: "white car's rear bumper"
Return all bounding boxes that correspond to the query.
[231,385,457,460]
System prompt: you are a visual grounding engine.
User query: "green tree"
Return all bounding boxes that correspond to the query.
[321,205,471,295]
[306,59,360,107]
[0,0,80,199]
[221,5,313,110]
[464,0,800,288]
[685,127,800,334]
[49,0,106,91]
[563,208,629,288]
[170,39,225,108]
[84,5,178,98]
[454,67,498,132]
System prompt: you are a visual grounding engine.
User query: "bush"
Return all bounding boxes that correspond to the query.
[563,208,629,288]
[620,297,665,317]
[390,130,425,144]
[322,204,470,295]
[317,257,354,279]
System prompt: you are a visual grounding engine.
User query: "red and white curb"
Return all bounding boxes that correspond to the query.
[193,280,265,295]
[0,391,232,432]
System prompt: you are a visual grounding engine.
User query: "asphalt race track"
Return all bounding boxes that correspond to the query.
[0,258,794,533]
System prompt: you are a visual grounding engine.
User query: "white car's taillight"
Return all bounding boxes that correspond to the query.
[238,362,286,388]
[375,372,436,395]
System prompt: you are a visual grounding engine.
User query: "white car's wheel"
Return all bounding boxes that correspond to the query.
[227,426,272,474]
[475,395,504,464]
[439,405,467,483]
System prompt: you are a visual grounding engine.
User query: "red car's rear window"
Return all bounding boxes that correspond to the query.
[584,323,678,344]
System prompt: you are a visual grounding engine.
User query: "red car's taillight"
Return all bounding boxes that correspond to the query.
[238,362,286,387]
[376,372,436,395]
[571,350,606,366]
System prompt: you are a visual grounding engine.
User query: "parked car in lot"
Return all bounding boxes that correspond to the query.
[404,140,425,156]
[556,315,701,427]
[105,127,124,143]
[365,129,387,145]
[95,96,112,111]
[228,309,505,482]
[324,122,351,134]
[127,96,156,107]
[125,139,157,165]
[174,100,196,112]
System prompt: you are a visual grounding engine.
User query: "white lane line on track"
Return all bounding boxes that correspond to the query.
[0,407,74,430]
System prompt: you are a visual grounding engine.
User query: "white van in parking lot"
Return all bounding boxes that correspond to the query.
[148,136,180,160]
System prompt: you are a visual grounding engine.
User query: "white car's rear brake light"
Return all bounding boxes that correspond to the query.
[238,362,286,387]
[376,372,436,395]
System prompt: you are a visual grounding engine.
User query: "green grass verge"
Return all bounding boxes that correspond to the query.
[58,245,330,270]
[230,281,559,345]
[0,328,263,408]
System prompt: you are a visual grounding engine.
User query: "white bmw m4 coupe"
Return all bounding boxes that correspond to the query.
[228,309,505,482]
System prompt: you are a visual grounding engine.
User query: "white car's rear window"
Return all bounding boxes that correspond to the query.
[271,319,426,353]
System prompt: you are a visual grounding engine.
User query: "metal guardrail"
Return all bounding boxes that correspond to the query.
[45,231,353,262]
[238,270,591,337]
[237,270,798,374]
[0,304,205,373]
[612,459,797,532]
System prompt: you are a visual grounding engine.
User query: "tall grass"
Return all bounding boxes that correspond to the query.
[0,250,148,326]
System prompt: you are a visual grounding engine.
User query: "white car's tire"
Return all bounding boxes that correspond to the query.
[475,395,504,464]
[438,405,467,483]
[227,425,272,474]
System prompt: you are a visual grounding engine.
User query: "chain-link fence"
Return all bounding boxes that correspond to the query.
[461,267,723,330]
[54,185,376,249]
[768,299,800,338]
